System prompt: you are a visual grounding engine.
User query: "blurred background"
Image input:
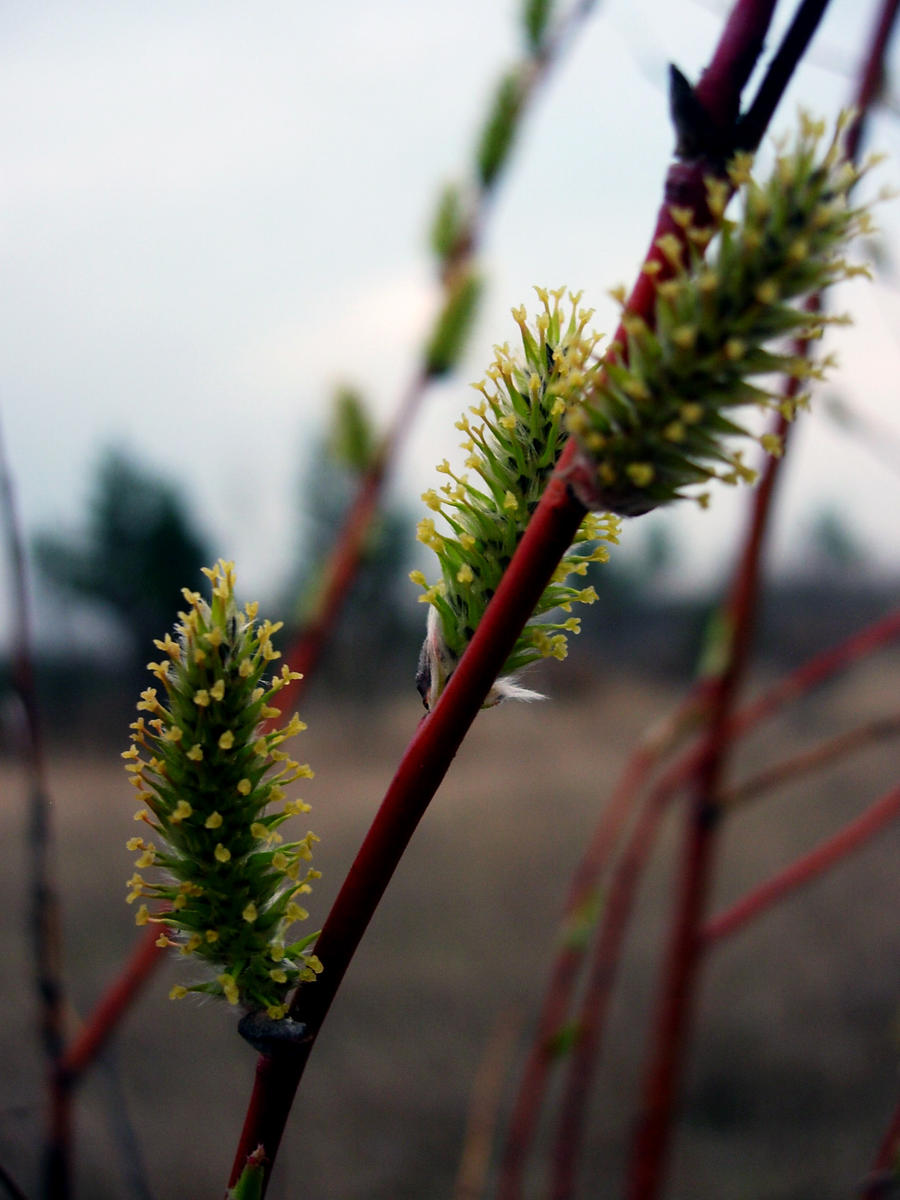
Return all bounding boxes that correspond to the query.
[0,0,899,1197]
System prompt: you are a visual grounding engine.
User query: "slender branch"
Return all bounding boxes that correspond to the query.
[841,0,899,161]
[501,605,900,1193]
[453,1010,521,1200]
[497,688,709,1198]
[54,0,611,1104]
[623,404,792,1200]
[269,366,427,707]
[625,0,898,1186]
[229,460,587,1192]
[721,712,900,808]
[0,415,70,1196]
[694,0,777,124]
[228,0,814,1189]
[727,607,900,736]
[548,744,709,1199]
[97,1047,155,1200]
[737,0,832,151]
[703,783,900,945]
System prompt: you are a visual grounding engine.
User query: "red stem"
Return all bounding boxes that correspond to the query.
[229,461,587,1190]
[504,601,900,1195]
[624,406,791,1200]
[548,744,710,1199]
[498,689,710,1198]
[274,367,427,711]
[229,0,872,1188]
[0,418,71,1194]
[625,0,900,1183]
[720,712,900,807]
[729,608,900,734]
[702,783,900,945]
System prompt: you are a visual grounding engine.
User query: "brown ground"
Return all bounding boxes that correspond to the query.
[1,660,899,1199]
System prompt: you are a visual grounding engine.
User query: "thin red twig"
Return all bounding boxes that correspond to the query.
[0,417,71,1195]
[702,783,900,945]
[720,712,900,808]
[229,458,588,1191]
[60,0,611,1103]
[497,689,710,1198]
[726,608,900,738]
[548,744,711,1199]
[625,0,899,1185]
[453,1009,521,1200]
[623,392,792,1200]
[501,601,900,1193]
[273,367,427,709]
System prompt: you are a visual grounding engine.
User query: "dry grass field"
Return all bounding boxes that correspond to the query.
[1,660,899,1199]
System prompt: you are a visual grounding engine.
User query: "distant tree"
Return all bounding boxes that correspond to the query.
[34,448,211,666]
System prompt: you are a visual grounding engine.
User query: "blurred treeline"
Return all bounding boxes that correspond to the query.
[1,391,896,748]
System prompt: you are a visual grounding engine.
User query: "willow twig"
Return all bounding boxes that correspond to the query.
[0,415,70,1195]
[721,712,900,808]
[227,0,806,1189]
[626,1,898,1192]
[703,782,900,945]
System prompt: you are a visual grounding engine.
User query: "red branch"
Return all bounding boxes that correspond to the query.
[702,783,900,945]
[272,368,427,712]
[497,689,710,1198]
[549,743,709,1199]
[59,0,610,1104]
[0,418,70,1194]
[501,600,900,1193]
[229,460,588,1190]
[228,0,814,1189]
[620,392,792,1200]
[625,0,899,1188]
[729,608,900,735]
[720,713,900,807]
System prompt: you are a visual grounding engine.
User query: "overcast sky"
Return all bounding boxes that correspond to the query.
[2,0,899,650]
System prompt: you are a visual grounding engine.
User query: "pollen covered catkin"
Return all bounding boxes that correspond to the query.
[568,113,877,515]
[411,288,620,708]
[414,116,876,708]
[124,560,321,1020]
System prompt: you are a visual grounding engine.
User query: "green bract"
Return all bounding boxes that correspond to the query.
[412,288,621,707]
[567,113,876,515]
[123,560,321,1020]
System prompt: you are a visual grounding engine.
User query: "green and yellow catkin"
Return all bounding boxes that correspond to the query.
[568,113,877,516]
[412,288,620,707]
[413,115,875,708]
[123,560,322,1020]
